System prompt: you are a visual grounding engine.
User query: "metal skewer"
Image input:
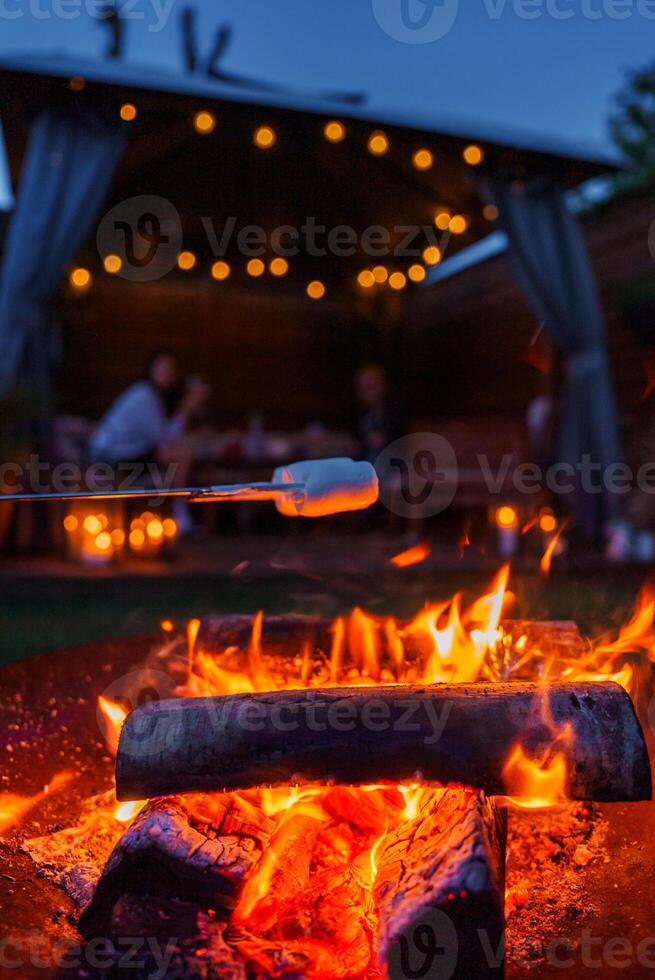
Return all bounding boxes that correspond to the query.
[0,482,306,504]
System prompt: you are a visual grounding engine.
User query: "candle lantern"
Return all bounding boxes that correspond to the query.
[63,501,126,565]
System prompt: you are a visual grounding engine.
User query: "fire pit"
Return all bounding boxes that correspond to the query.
[2,570,655,979]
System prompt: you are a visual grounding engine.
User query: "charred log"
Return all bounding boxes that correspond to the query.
[374,788,506,979]
[79,796,272,940]
[116,682,651,802]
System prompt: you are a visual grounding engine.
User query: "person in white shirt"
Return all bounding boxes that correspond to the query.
[89,350,208,531]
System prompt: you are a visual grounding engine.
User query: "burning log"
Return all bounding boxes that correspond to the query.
[116,682,651,802]
[195,615,585,669]
[79,795,273,940]
[374,788,506,979]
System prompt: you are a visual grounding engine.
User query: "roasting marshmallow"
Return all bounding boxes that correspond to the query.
[273,458,379,517]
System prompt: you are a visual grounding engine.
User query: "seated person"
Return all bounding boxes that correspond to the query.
[88,350,208,532]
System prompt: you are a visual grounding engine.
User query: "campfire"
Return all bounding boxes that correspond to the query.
[3,568,655,978]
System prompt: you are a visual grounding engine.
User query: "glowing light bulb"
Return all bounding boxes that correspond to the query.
[412,148,433,170]
[307,280,325,300]
[368,131,389,155]
[119,103,137,122]
[211,260,230,281]
[194,111,216,134]
[247,258,265,277]
[463,144,484,166]
[324,120,346,143]
[254,126,276,149]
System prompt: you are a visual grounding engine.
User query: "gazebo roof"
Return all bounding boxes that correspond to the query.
[0,50,621,299]
[0,50,621,167]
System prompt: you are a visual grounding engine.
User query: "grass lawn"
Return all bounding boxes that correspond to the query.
[0,564,648,665]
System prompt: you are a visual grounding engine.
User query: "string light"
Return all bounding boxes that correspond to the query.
[412,148,433,170]
[463,144,484,166]
[119,103,137,122]
[449,215,468,235]
[307,280,325,300]
[483,204,499,222]
[324,120,346,143]
[422,246,442,266]
[367,130,389,155]
[177,251,196,271]
[254,126,276,149]
[69,76,85,91]
[194,111,216,134]
[103,254,122,274]
[247,258,265,277]
[372,266,388,283]
[70,268,92,291]
[357,270,375,288]
[408,264,426,283]
[269,257,288,276]
[434,210,451,230]
[211,260,230,281]
[63,515,78,532]
[388,271,407,291]
[111,529,125,546]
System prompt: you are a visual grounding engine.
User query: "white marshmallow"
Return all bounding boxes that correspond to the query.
[273,458,379,517]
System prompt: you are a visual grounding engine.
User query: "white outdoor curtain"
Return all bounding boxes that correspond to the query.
[0,104,125,419]
[492,175,621,540]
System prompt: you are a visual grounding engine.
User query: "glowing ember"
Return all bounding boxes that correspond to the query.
[540,518,570,575]
[389,541,431,568]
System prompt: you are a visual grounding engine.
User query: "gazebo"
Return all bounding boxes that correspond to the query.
[0,48,621,536]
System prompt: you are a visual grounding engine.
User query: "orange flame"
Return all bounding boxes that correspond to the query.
[98,696,128,755]
[0,771,74,834]
[503,692,574,809]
